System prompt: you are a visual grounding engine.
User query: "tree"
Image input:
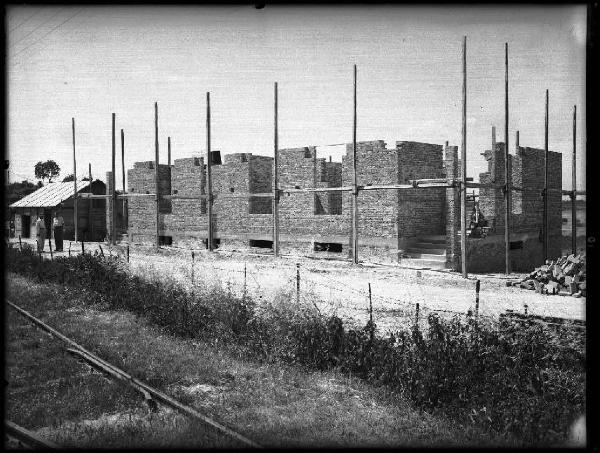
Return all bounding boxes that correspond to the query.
[34,160,60,184]
[62,174,90,182]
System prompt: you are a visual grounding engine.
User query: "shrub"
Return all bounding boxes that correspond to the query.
[6,249,585,445]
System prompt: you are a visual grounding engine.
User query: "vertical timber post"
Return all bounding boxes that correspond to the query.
[352,64,359,265]
[461,36,468,278]
[475,279,480,317]
[273,82,280,257]
[492,125,496,150]
[572,105,577,255]
[88,163,92,241]
[155,102,160,250]
[112,113,117,245]
[121,129,126,233]
[543,89,549,262]
[168,136,171,167]
[504,43,511,275]
[296,263,300,304]
[368,282,373,341]
[206,92,214,251]
[72,118,78,243]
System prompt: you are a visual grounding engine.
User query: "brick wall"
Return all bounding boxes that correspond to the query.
[466,143,563,271]
[279,147,349,248]
[121,135,562,271]
[397,141,446,238]
[163,157,207,246]
[126,161,170,244]
[444,145,461,270]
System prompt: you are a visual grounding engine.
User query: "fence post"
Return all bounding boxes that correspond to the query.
[99,244,104,257]
[18,235,22,251]
[81,240,85,254]
[191,251,195,285]
[415,302,420,327]
[48,237,53,260]
[127,245,130,263]
[244,262,247,299]
[68,241,71,257]
[368,282,374,341]
[475,279,480,317]
[296,263,300,304]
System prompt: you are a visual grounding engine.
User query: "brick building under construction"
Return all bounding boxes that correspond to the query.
[107,138,562,273]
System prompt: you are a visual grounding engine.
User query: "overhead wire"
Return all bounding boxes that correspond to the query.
[9,7,66,51]
[11,8,83,63]
[8,8,42,35]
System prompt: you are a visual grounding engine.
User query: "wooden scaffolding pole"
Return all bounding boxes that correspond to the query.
[352,64,359,265]
[154,103,160,250]
[206,92,214,251]
[168,136,171,167]
[72,117,78,242]
[88,163,92,241]
[461,36,468,278]
[543,89,549,262]
[504,42,511,275]
[112,113,117,245]
[273,82,280,257]
[121,129,126,231]
[572,104,577,255]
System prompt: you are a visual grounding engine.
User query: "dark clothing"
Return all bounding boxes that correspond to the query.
[54,226,64,251]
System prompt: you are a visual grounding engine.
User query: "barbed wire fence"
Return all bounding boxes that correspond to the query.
[8,238,584,335]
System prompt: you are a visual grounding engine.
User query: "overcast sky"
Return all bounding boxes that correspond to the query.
[7,5,586,190]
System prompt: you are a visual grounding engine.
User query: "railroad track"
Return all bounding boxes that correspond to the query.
[5,420,60,449]
[6,299,263,449]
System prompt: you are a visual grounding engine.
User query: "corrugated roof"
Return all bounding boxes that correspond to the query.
[9,179,91,208]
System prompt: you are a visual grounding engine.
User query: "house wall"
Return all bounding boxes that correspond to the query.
[467,143,563,271]
[126,162,171,245]
[116,136,563,273]
[13,182,106,242]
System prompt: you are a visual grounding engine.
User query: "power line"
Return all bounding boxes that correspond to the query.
[9,7,65,51]
[11,8,83,63]
[8,8,42,35]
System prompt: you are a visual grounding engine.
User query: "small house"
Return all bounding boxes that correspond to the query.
[9,179,107,242]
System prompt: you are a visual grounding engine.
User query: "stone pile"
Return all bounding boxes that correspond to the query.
[509,254,586,297]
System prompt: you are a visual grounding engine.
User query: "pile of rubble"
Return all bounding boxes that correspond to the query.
[509,254,586,297]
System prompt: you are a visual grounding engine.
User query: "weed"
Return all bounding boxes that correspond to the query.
[6,248,585,445]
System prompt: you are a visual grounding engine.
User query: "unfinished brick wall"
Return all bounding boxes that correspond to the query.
[163,157,208,245]
[468,143,563,271]
[444,145,461,270]
[211,153,273,243]
[396,141,446,238]
[118,134,561,272]
[127,161,170,244]
[279,147,349,247]
[342,141,399,250]
[315,159,342,215]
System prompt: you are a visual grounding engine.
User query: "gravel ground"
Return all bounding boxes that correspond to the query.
[9,238,586,333]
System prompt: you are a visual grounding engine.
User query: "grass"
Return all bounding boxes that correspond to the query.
[5,246,584,446]
[6,272,505,448]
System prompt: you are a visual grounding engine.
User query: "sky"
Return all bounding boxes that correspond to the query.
[6,5,586,191]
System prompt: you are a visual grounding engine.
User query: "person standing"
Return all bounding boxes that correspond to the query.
[53,211,65,251]
[35,215,46,253]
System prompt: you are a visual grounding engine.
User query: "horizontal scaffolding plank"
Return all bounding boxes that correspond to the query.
[282,186,353,193]
[76,193,110,199]
[162,194,207,200]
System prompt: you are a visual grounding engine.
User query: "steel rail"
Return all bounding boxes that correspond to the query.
[6,299,263,449]
[5,420,60,449]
